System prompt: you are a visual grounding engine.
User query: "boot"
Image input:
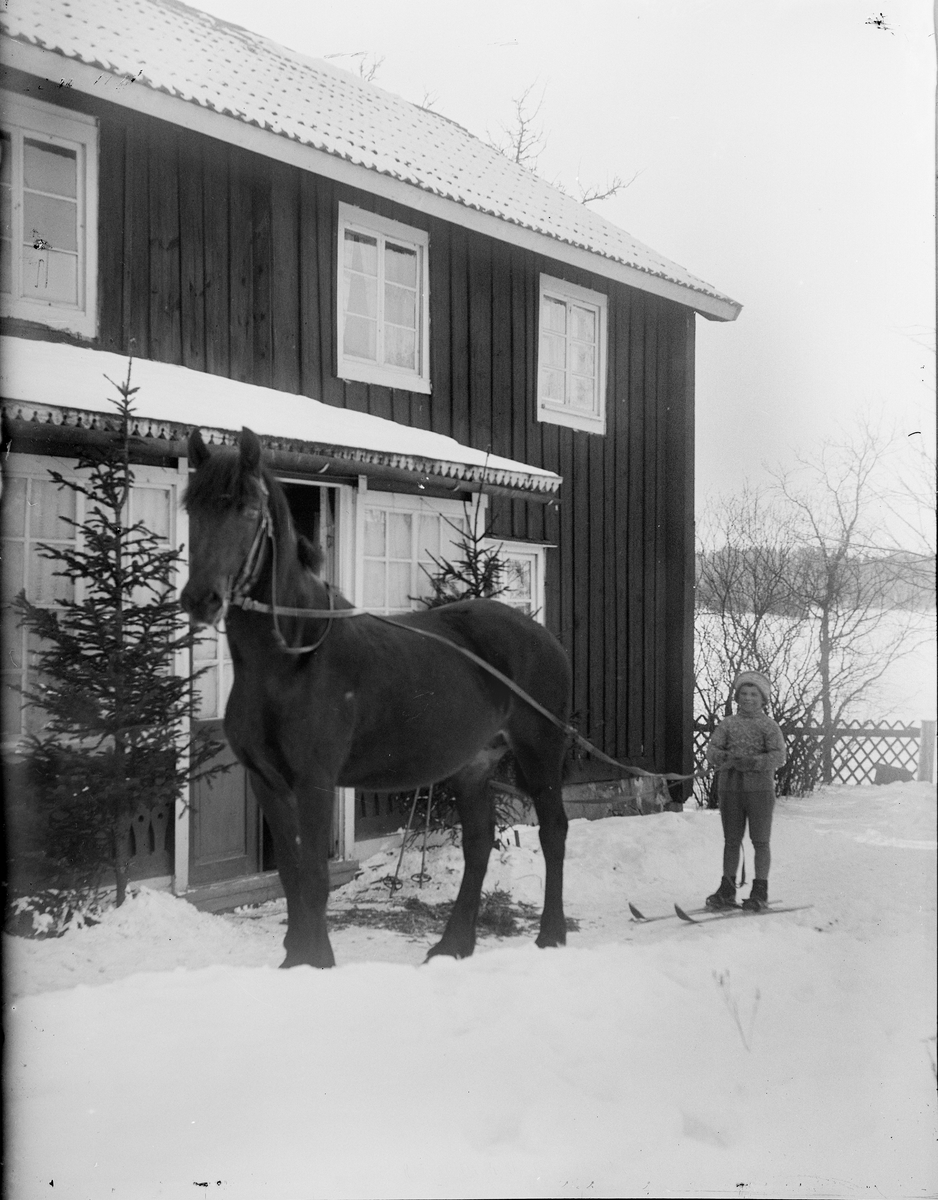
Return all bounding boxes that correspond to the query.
[705,876,737,910]
[742,879,769,912]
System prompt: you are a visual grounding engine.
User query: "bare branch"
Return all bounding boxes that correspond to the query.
[488,81,547,170]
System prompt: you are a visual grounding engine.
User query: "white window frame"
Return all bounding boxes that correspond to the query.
[536,273,608,435]
[336,202,431,394]
[0,91,99,338]
[360,492,479,615]
[1,454,185,751]
[487,540,548,624]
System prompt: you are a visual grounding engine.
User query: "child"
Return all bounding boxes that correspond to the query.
[704,670,787,911]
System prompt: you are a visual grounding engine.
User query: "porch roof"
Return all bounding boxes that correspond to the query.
[0,338,561,500]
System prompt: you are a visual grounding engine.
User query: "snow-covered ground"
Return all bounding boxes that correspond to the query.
[5,781,937,1199]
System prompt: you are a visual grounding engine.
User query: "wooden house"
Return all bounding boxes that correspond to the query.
[0,0,740,908]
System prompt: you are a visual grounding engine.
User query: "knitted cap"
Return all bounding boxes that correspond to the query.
[733,671,771,705]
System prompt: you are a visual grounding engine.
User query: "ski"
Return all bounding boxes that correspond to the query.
[628,901,709,923]
[628,900,807,924]
[674,902,811,924]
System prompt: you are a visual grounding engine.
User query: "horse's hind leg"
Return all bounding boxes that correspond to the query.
[509,724,569,948]
[426,753,497,961]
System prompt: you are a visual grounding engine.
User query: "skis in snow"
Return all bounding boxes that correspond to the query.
[628,901,810,925]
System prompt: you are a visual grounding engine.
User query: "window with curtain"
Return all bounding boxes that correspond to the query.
[0,91,98,336]
[536,274,608,435]
[337,203,430,393]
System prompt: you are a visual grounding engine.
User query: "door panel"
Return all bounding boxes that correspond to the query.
[189,718,260,885]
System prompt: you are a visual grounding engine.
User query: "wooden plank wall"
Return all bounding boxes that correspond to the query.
[72,97,694,777]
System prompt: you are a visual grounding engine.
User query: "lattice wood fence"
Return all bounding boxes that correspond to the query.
[693,717,925,800]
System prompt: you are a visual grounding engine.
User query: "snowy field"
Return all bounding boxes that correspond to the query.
[5,781,936,1200]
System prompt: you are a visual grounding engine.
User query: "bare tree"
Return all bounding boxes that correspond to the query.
[490,82,637,203]
[696,422,934,793]
[770,424,933,782]
[695,487,818,722]
[489,81,547,170]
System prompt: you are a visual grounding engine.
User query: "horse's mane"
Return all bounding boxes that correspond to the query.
[183,446,266,513]
[183,448,325,575]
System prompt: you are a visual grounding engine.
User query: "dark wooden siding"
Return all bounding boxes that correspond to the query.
[13,87,696,781]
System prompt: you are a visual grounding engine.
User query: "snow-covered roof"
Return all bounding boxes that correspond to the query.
[0,337,561,497]
[0,0,740,322]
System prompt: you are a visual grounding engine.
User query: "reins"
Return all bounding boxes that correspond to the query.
[226,488,692,784]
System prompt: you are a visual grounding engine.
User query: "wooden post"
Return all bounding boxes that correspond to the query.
[917,720,936,783]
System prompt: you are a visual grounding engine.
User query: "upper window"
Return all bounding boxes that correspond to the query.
[0,92,98,338]
[536,274,608,435]
[337,203,430,394]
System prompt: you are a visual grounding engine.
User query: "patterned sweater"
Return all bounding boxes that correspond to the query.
[705,712,787,791]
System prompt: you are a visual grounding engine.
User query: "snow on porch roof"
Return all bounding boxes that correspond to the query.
[0,338,561,498]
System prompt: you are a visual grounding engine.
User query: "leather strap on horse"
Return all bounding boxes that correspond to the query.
[230,594,691,785]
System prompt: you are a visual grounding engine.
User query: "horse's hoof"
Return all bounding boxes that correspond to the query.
[425,942,471,962]
[279,954,334,969]
[535,933,566,949]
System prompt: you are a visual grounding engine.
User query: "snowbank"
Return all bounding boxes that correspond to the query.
[5,782,936,1198]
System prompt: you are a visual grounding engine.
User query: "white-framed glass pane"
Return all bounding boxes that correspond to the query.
[23,138,77,198]
[387,512,411,559]
[385,283,416,329]
[570,305,595,342]
[364,509,386,557]
[31,477,75,538]
[385,242,417,286]
[344,230,378,275]
[1,475,28,537]
[343,313,377,361]
[542,296,566,333]
[570,374,596,411]
[192,629,217,662]
[132,487,172,540]
[194,667,217,721]
[23,190,78,253]
[364,560,386,609]
[541,368,565,402]
[385,324,416,369]
[0,541,25,604]
[541,331,566,370]
[344,271,378,318]
[416,513,441,560]
[570,341,595,377]
[387,562,412,609]
[22,246,77,305]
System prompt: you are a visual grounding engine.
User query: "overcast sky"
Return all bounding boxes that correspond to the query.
[191,0,935,507]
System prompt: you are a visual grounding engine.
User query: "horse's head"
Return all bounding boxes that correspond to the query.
[180,427,270,627]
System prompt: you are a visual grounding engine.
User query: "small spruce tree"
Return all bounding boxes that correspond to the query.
[416,492,509,609]
[13,362,224,908]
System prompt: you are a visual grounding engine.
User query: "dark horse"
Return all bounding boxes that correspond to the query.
[180,427,572,968]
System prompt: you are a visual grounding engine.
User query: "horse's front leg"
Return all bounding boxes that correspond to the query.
[247,767,336,969]
[426,757,496,961]
[286,769,339,968]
